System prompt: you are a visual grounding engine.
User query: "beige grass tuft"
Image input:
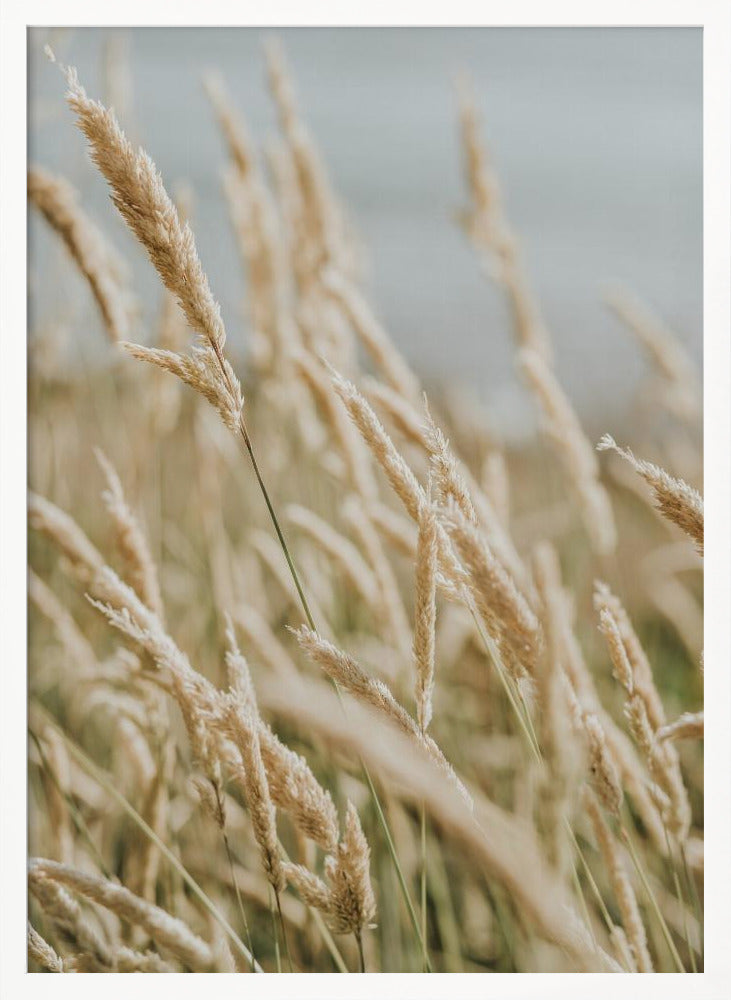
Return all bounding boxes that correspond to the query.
[442,502,541,684]
[292,625,469,802]
[95,449,164,620]
[50,54,245,435]
[28,922,64,972]
[598,435,703,554]
[657,711,704,743]
[28,164,133,342]
[597,599,691,841]
[583,790,653,972]
[413,499,438,732]
[30,858,214,970]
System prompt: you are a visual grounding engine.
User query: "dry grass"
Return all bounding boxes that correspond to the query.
[27,40,702,974]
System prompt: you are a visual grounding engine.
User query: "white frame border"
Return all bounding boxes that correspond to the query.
[2,4,728,998]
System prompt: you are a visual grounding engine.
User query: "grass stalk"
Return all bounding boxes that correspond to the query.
[424,834,463,971]
[571,862,598,952]
[355,929,366,973]
[43,714,264,972]
[312,911,349,973]
[231,413,430,970]
[516,684,543,761]
[568,825,614,933]
[621,825,686,973]
[275,842,350,972]
[420,800,428,969]
[216,789,257,972]
[28,728,113,880]
[269,887,282,972]
[467,603,541,763]
[235,412,318,633]
[361,763,432,971]
[662,824,696,972]
[274,887,294,971]
[680,843,703,964]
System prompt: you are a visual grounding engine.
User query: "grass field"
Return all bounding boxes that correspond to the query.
[27,39,703,974]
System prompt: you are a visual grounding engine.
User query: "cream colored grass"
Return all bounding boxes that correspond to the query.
[258,670,620,972]
[28,164,133,343]
[28,39,702,976]
[598,435,703,555]
[30,858,214,970]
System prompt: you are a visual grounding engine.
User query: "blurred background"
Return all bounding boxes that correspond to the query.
[28,26,702,439]
[27,31,705,973]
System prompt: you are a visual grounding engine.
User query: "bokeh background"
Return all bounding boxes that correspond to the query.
[28,26,702,438]
[26,28,705,975]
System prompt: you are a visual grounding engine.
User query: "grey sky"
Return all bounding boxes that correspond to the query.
[28,27,702,437]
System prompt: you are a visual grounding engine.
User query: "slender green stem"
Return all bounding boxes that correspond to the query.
[467,603,541,763]
[29,728,112,879]
[234,416,429,970]
[516,685,542,761]
[310,908,349,973]
[44,715,263,972]
[420,801,428,969]
[355,930,366,973]
[567,823,640,970]
[571,862,597,952]
[680,844,703,964]
[470,615,620,964]
[483,881,517,971]
[337,676,430,968]
[275,888,294,972]
[276,841,349,972]
[662,823,696,972]
[269,887,282,972]
[217,803,257,972]
[621,825,686,972]
[237,415,317,632]
[425,833,463,971]
[568,825,614,932]
[361,765,432,971]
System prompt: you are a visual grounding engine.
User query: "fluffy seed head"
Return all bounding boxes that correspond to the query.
[598,435,703,554]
